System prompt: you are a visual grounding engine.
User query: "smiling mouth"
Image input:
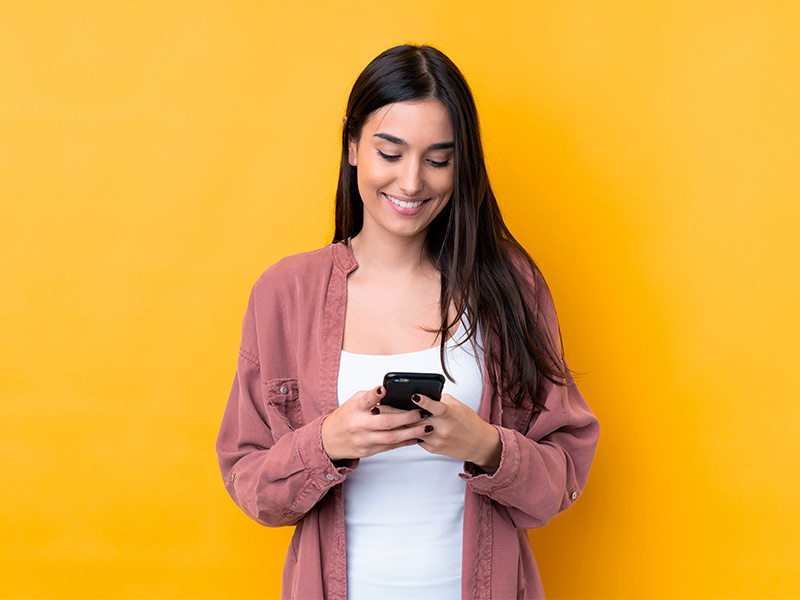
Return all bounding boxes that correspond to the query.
[383,193,427,209]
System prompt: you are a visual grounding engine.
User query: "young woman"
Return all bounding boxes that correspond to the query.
[217,44,599,599]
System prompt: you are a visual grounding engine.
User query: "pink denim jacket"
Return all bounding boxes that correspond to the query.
[216,242,599,599]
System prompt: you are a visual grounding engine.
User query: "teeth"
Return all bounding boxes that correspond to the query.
[385,193,424,209]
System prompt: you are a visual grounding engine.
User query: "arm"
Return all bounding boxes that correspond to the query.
[461,268,600,529]
[216,284,432,527]
[216,347,357,527]
[215,287,358,528]
[462,375,598,528]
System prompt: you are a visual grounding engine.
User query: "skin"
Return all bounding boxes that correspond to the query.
[321,100,501,473]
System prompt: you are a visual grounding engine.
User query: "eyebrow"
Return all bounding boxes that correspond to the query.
[373,132,455,150]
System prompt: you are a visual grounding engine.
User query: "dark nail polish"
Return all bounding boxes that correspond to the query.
[411,394,421,403]
[370,406,380,415]
[376,386,384,396]
[419,409,430,419]
[416,439,424,444]
[424,424,434,433]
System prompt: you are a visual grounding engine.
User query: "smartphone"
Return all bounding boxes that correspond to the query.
[381,372,445,411]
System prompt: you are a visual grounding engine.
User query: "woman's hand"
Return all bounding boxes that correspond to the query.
[412,393,502,473]
[321,386,431,461]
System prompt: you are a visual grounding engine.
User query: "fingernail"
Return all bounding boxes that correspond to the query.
[411,394,421,403]
[416,439,424,444]
[376,386,385,396]
[370,406,380,415]
[424,424,434,433]
[419,409,429,419]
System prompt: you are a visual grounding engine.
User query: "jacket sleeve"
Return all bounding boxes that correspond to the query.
[215,289,357,527]
[461,268,600,529]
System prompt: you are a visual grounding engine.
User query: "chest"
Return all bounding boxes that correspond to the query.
[342,271,447,355]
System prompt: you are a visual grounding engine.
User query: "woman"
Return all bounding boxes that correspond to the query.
[217,44,599,599]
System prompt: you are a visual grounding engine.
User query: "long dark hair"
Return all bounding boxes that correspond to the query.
[334,44,567,409]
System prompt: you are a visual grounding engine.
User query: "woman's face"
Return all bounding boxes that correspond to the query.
[349,100,455,244]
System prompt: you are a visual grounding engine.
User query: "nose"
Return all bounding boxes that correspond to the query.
[398,156,424,196]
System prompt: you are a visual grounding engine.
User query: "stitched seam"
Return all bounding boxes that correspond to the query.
[472,499,481,599]
[266,398,297,432]
[239,347,259,366]
[483,498,493,599]
[283,423,327,518]
[283,480,318,518]
[487,431,521,492]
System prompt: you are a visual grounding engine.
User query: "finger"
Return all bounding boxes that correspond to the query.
[370,409,426,430]
[416,423,437,446]
[356,385,384,410]
[368,439,419,455]
[373,404,408,415]
[369,422,432,446]
[395,412,432,429]
[439,393,458,404]
[410,393,446,416]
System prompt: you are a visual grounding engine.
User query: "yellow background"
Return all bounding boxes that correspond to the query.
[2,2,798,598]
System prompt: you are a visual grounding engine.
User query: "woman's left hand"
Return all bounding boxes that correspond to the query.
[412,393,502,474]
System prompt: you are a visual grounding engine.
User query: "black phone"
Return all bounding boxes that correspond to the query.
[381,372,445,411]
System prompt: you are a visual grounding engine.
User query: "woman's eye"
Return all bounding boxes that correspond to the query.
[377,150,400,161]
[428,159,451,168]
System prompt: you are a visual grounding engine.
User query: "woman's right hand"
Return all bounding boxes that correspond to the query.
[321,386,430,461]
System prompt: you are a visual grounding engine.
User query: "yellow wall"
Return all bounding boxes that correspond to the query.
[2,2,798,598]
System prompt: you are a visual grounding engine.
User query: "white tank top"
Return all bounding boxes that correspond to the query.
[337,321,484,600]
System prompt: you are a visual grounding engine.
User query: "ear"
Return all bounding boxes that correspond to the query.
[348,137,358,167]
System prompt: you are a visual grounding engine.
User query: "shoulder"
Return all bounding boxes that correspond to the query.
[503,243,560,339]
[238,243,345,352]
[251,243,344,299]
[257,243,338,282]
[504,244,550,308]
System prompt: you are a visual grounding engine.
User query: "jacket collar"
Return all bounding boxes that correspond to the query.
[332,240,359,275]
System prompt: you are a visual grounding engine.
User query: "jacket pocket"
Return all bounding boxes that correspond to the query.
[264,378,303,436]
[501,397,536,432]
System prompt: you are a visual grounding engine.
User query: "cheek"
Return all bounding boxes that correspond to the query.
[356,169,380,202]
[433,171,455,196]
[358,156,392,191]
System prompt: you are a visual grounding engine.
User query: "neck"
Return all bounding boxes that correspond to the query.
[350,230,434,277]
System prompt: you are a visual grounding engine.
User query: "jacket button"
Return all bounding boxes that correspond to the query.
[279,386,288,394]
[571,491,578,500]
[326,473,335,481]
[230,472,236,482]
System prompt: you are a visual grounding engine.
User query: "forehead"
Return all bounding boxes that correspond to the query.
[363,100,454,141]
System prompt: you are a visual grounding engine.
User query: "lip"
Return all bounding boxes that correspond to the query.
[382,192,430,216]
